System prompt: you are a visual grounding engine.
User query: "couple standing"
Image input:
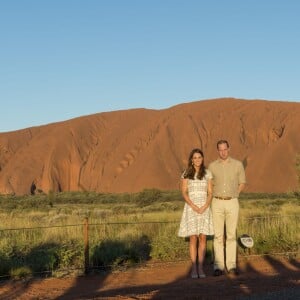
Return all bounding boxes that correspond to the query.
[178,140,246,278]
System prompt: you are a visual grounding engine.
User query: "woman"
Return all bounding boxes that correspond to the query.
[178,148,214,278]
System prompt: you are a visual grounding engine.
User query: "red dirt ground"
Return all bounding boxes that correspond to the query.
[0,255,299,299]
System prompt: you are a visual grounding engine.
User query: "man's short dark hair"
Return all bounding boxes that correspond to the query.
[217,140,229,149]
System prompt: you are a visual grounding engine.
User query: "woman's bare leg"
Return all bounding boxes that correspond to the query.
[189,235,198,277]
[198,234,207,276]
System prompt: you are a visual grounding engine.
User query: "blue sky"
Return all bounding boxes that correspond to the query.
[1,0,300,132]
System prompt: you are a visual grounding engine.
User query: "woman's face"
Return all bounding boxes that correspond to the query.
[192,152,203,168]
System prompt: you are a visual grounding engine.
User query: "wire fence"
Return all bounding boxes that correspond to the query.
[0,215,299,279]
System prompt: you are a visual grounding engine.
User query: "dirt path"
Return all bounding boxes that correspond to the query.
[0,255,299,299]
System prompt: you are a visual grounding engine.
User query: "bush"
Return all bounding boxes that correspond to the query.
[10,266,32,279]
[91,235,151,269]
[135,189,162,207]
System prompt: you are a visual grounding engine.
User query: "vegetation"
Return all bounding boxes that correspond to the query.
[0,189,299,279]
[296,153,300,192]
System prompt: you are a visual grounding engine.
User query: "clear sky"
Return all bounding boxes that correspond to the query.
[1,0,300,133]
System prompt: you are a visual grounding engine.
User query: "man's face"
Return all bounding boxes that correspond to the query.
[217,143,229,160]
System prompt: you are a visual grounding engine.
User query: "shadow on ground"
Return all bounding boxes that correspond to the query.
[0,248,299,299]
[69,255,299,300]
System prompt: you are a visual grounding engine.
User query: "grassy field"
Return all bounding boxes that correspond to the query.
[0,189,299,279]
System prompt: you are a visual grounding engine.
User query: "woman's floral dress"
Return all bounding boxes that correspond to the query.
[178,170,214,237]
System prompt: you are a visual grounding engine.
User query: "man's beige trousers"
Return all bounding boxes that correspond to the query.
[211,198,239,271]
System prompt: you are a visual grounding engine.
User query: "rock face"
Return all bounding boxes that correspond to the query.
[0,98,299,195]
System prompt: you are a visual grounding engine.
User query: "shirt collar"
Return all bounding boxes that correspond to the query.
[217,156,232,163]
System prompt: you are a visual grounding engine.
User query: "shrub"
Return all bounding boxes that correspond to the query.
[10,266,32,279]
[135,189,162,207]
[90,235,151,269]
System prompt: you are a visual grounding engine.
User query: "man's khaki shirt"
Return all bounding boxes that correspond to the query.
[208,157,246,198]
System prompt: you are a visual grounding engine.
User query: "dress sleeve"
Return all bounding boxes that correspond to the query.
[181,170,187,179]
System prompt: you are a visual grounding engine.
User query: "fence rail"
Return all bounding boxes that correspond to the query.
[1,214,299,231]
[0,215,299,278]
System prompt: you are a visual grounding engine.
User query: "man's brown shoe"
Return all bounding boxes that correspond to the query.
[213,269,224,276]
[227,268,239,275]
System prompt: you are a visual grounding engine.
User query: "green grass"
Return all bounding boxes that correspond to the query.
[0,189,299,278]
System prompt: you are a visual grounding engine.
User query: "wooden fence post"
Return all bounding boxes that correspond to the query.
[84,217,89,274]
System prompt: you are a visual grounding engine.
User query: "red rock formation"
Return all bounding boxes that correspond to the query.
[0,98,299,195]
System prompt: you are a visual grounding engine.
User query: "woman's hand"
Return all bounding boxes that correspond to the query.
[193,204,208,214]
[198,204,209,214]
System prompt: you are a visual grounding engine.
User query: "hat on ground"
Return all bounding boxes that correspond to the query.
[238,234,254,248]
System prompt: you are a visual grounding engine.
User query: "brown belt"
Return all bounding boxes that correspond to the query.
[214,196,232,200]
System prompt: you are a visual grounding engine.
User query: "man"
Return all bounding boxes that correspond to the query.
[208,140,246,276]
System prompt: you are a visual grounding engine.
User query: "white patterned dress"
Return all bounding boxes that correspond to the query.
[178,170,214,237]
